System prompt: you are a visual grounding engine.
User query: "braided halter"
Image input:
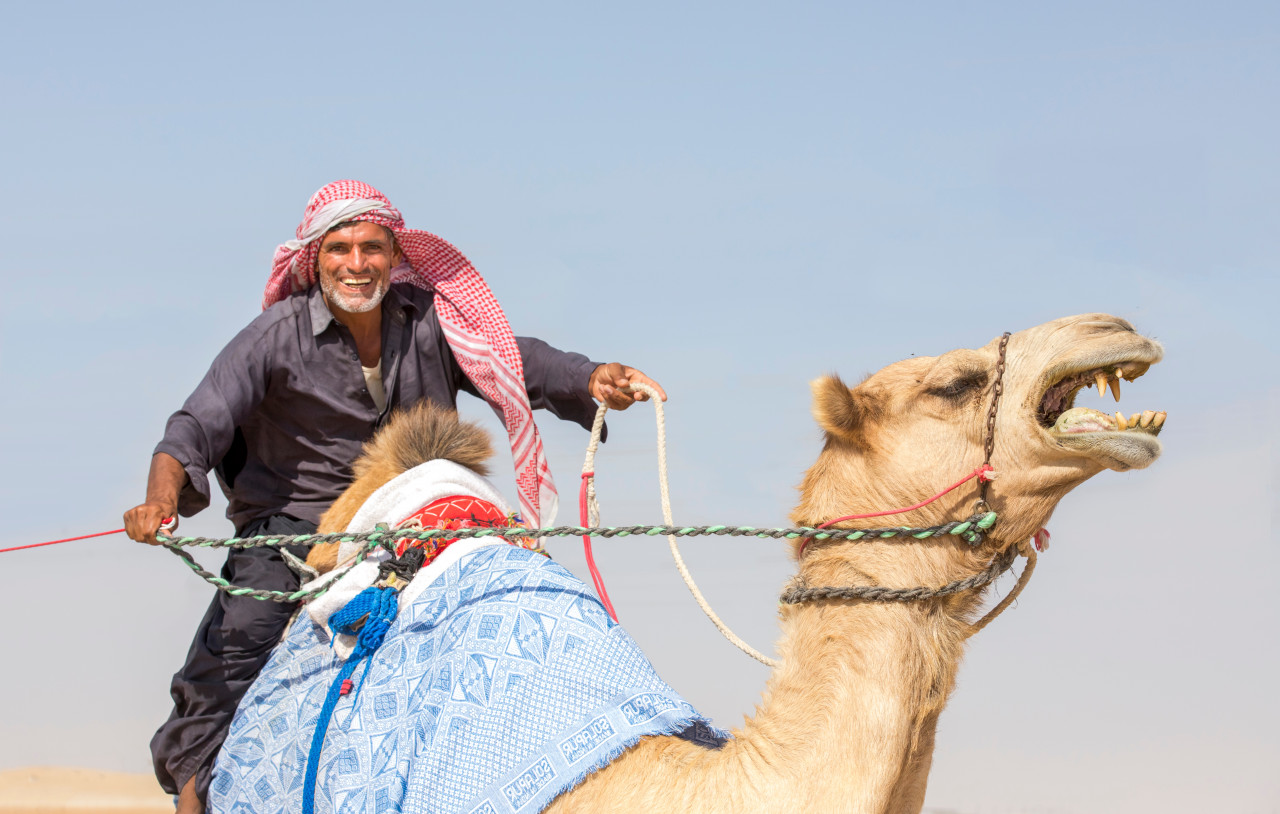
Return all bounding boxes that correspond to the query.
[785,332,1035,634]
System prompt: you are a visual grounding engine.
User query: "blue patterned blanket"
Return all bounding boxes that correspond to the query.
[209,544,724,814]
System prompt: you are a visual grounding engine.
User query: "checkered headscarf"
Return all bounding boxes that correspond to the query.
[265,180,558,527]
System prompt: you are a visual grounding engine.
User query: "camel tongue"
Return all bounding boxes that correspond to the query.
[1052,407,1119,434]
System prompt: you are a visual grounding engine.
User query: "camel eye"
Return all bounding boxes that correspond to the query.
[926,372,987,400]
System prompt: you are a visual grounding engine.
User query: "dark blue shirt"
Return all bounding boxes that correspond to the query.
[155,283,600,531]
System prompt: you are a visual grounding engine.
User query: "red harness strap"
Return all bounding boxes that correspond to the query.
[798,464,995,559]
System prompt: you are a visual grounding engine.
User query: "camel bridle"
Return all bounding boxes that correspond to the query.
[783,332,1038,637]
[978,331,1011,509]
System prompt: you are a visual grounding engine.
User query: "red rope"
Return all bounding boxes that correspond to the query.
[0,527,126,554]
[799,464,995,558]
[579,471,619,622]
[817,464,995,528]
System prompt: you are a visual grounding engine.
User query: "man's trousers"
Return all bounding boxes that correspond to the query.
[149,514,316,803]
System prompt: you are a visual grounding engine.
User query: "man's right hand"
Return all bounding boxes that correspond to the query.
[123,501,177,545]
[124,452,188,545]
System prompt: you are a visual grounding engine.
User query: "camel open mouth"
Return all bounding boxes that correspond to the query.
[1033,351,1165,470]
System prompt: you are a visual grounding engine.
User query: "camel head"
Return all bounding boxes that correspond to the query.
[794,313,1165,551]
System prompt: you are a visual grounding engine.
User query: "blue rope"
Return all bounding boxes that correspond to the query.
[301,585,400,814]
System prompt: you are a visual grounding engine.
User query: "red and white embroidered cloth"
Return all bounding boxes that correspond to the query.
[393,494,541,560]
[264,180,557,526]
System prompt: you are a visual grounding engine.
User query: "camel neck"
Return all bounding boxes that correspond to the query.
[734,597,971,811]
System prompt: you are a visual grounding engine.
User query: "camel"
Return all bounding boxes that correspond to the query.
[291,312,1165,814]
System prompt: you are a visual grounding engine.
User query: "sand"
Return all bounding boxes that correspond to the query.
[0,767,171,813]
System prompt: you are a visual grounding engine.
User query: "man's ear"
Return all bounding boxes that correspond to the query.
[385,226,404,265]
[811,375,865,443]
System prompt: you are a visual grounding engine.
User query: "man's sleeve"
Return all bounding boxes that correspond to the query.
[454,336,600,431]
[515,336,601,429]
[153,324,272,517]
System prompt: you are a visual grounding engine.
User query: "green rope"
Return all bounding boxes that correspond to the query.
[161,534,391,603]
[156,512,999,604]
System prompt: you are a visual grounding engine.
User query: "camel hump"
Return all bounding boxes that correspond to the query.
[356,401,494,479]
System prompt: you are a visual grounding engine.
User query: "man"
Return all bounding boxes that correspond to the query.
[123,180,664,813]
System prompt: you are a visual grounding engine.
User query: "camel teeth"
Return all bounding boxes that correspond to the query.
[1127,413,1141,428]
[1115,367,1125,380]
[1095,372,1108,398]
[1115,411,1126,430]
[1139,410,1155,427]
[1152,411,1166,427]
[1110,375,1121,402]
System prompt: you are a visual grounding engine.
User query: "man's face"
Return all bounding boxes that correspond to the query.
[316,221,401,315]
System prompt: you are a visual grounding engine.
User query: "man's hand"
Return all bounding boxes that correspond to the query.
[588,363,667,410]
[123,452,187,545]
[124,500,177,545]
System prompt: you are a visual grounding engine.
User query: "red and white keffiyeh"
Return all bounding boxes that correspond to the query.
[264,180,557,527]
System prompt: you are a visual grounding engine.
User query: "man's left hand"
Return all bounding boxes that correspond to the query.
[588,363,667,410]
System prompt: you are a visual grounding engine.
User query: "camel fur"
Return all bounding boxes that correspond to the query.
[304,401,493,573]
[303,313,1165,814]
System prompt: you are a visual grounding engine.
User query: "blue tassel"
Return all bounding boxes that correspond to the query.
[302,585,399,814]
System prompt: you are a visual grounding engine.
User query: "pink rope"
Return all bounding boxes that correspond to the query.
[579,471,619,622]
[2,516,176,555]
[0,528,125,554]
[799,464,995,558]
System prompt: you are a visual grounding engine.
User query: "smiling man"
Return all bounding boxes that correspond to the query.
[122,180,663,814]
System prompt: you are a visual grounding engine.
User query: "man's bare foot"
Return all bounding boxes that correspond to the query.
[176,776,204,814]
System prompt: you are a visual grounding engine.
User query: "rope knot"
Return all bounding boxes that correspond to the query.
[1033,527,1051,552]
[378,546,427,584]
[330,585,399,658]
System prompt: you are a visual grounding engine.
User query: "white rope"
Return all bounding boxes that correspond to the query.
[581,384,779,667]
[964,541,1037,638]
[281,547,320,581]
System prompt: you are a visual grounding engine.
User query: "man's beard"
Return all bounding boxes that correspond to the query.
[321,274,388,314]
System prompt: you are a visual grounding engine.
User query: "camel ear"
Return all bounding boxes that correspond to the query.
[811,375,865,442]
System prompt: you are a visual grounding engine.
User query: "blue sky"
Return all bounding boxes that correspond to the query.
[0,3,1276,812]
